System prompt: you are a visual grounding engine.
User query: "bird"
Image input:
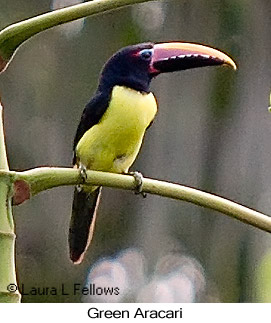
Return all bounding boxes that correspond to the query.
[69,41,236,264]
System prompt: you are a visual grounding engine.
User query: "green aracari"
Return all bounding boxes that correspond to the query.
[69,41,236,264]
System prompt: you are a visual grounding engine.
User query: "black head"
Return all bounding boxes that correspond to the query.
[98,43,155,93]
[97,42,236,93]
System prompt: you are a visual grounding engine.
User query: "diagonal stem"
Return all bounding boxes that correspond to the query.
[0,0,155,72]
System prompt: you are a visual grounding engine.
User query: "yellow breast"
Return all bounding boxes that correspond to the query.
[76,85,157,173]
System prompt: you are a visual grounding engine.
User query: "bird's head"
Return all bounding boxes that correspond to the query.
[98,42,236,93]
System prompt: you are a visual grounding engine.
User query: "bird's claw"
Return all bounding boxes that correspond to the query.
[79,164,87,184]
[129,171,147,198]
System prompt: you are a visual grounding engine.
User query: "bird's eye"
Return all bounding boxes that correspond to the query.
[139,49,153,61]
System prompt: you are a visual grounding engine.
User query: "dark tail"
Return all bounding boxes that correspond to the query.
[69,186,101,264]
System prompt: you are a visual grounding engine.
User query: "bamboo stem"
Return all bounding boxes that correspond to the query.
[0,102,20,303]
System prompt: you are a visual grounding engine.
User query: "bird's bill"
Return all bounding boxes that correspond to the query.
[150,42,237,75]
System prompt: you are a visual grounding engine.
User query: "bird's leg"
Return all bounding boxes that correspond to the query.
[129,171,147,198]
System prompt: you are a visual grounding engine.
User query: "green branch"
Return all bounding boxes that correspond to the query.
[0,102,20,303]
[0,0,155,72]
[1,167,271,234]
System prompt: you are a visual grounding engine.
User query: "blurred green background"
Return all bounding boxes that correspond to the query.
[0,0,271,302]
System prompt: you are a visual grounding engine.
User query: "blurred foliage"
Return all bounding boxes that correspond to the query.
[255,251,271,302]
[0,0,270,302]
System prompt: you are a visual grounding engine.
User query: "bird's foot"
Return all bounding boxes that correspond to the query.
[79,163,87,184]
[129,171,147,198]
